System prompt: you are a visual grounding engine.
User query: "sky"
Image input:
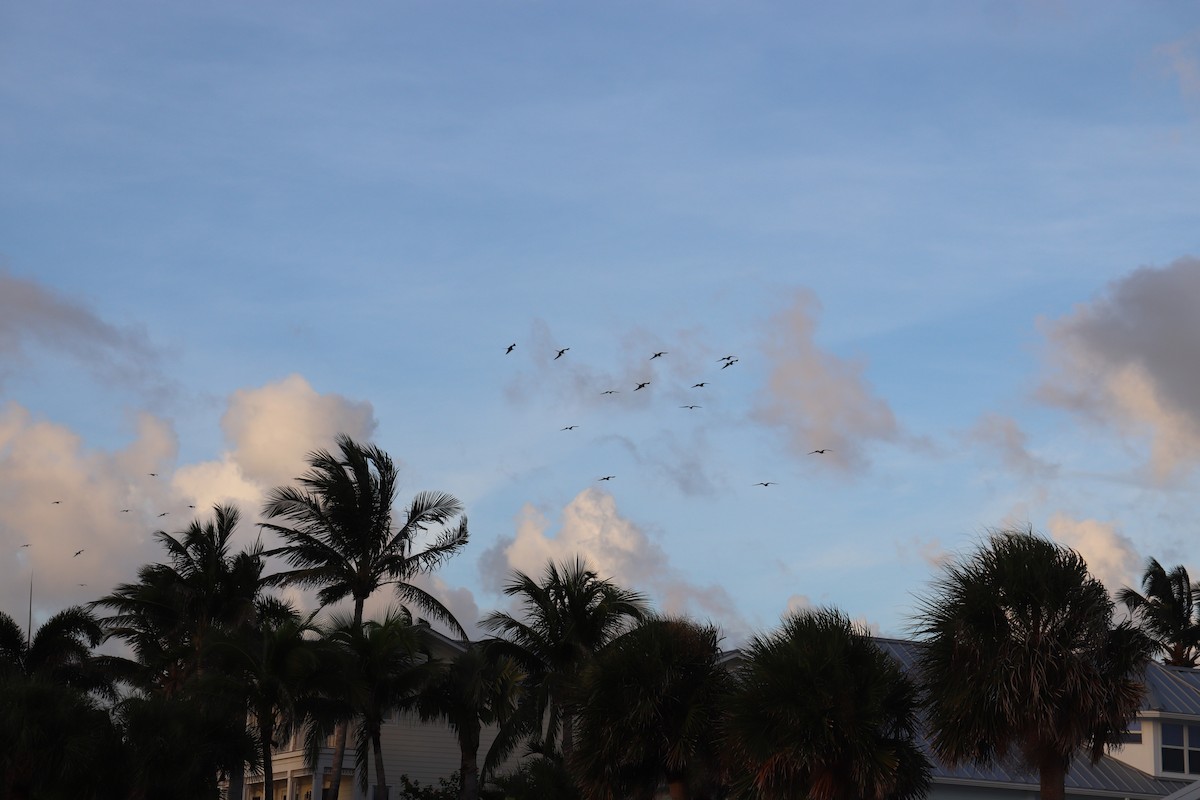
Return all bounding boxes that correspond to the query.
[3,1,1200,645]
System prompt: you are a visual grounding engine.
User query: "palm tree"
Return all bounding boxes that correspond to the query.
[1118,558,1200,666]
[571,616,732,800]
[414,645,525,800]
[913,528,1153,800]
[326,607,439,800]
[481,557,648,762]
[725,607,930,800]
[94,504,270,799]
[261,435,470,800]
[0,607,125,798]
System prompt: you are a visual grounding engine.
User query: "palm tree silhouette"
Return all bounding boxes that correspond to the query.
[261,435,469,800]
[913,529,1153,800]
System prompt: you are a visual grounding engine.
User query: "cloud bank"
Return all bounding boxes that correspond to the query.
[480,488,748,641]
[1039,257,1200,480]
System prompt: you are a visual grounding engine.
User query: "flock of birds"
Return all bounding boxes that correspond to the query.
[506,342,831,487]
[19,473,202,564]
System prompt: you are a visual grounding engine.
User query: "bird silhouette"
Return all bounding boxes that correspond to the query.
[681,405,701,410]
[809,449,831,455]
[50,500,61,505]
[650,351,667,359]
[692,382,707,388]
[506,343,516,354]
[73,549,84,557]
[601,390,619,395]
[148,473,158,477]
[754,482,777,487]
[554,348,569,359]
[634,381,650,391]
[157,512,169,517]
[598,475,615,481]
[119,509,130,513]
[18,544,29,548]
[561,425,578,431]
[78,583,87,587]
[187,504,195,509]
[720,359,738,369]
[718,355,736,362]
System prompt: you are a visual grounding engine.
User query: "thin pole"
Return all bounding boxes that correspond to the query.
[27,570,32,650]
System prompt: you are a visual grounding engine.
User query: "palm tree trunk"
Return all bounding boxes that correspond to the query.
[261,717,275,800]
[458,728,480,800]
[325,599,365,800]
[1039,755,1067,800]
[372,727,388,800]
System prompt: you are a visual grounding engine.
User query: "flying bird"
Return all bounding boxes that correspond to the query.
[809,449,831,455]
[119,509,130,513]
[754,482,777,487]
[691,382,707,388]
[73,549,84,557]
[650,351,667,359]
[634,381,650,391]
[720,358,738,369]
[78,583,87,587]
[718,356,736,362]
[680,405,701,410]
[148,473,158,477]
[51,500,61,505]
[506,343,516,354]
[18,544,29,548]
[561,425,578,431]
[157,512,169,517]
[598,475,615,481]
[554,348,569,359]
[187,504,195,509]
[601,390,619,395]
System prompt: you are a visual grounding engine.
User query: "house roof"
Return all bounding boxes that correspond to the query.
[872,637,1195,799]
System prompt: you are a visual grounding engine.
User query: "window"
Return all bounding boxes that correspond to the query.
[1119,718,1142,744]
[1161,722,1200,774]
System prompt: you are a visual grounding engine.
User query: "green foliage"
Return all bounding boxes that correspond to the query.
[488,757,581,800]
[1118,557,1200,666]
[571,616,731,800]
[726,607,930,800]
[396,771,462,800]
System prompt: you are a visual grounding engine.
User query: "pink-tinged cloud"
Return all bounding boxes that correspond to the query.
[0,402,179,623]
[174,374,377,514]
[1156,32,1200,106]
[1039,257,1200,480]
[479,488,748,640]
[754,290,898,471]
[1046,513,1142,599]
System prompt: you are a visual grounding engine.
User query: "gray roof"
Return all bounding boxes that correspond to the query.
[875,638,1194,798]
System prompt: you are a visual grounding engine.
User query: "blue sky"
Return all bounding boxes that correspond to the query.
[3,1,1200,642]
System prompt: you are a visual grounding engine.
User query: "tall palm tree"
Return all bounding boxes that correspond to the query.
[481,557,648,762]
[725,607,930,800]
[571,616,732,800]
[913,529,1153,800]
[1118,558,1200,666]
[261,434,470,800]
[414,646,525,800]
[326,607,438,800]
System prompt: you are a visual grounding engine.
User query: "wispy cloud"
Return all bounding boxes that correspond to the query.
[965,412,1058,480]
[0,268,164,393]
